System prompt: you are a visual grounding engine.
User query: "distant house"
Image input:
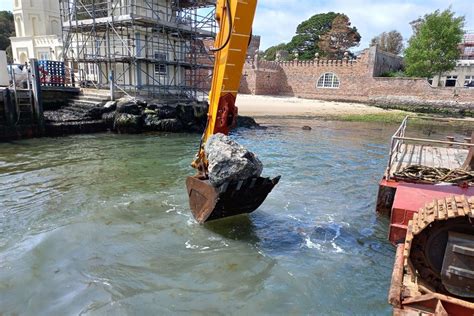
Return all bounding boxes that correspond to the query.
[431,31,474,87]
[9,0,63,64]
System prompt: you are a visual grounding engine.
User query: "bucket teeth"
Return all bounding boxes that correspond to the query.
[186,175,280,223]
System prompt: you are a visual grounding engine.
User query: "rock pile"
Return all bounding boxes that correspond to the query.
[104,97,208,134]
[44,96,261,136]
[205,133,263,187]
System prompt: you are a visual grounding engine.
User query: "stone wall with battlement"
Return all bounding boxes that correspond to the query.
[239,46,474,110]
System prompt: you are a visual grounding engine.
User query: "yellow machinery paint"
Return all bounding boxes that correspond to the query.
[192,0,258,172]
[186,0,280,224]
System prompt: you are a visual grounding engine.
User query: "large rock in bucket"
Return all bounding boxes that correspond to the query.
[205,133,263,187]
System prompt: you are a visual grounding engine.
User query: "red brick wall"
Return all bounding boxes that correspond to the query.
[239,46,474,108]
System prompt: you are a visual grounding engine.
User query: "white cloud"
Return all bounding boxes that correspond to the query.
[254,0,474,51]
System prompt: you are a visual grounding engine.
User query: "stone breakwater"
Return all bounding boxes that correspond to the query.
[43,97,260,136]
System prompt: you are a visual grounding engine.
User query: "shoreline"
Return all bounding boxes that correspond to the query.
[235,94,474,124]
[236,94,406,117]
[236,94,410,124]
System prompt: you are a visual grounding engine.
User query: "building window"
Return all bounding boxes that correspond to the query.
[317,72,340,88]
[445,75,457,87]
[154,52,167,76]
[51,20,60,36]
[31,16,37,36]
[464,46,474,56]
[465,75,473,86]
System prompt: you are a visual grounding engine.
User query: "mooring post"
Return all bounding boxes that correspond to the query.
[2,88,13,126]
[109,70,115,101]
[30,58,44,135]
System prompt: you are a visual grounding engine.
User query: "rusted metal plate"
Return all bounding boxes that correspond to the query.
[441,232,474,298]
[388,244,405,308]
[186,175,280,224]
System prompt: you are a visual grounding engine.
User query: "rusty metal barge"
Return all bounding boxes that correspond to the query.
[376,116,474,315]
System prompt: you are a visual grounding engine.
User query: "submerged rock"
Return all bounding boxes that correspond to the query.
[237,116,261,129]
[205,133,263,187]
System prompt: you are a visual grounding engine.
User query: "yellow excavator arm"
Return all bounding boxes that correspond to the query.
[192,0,258,173]
[186,0,279,224]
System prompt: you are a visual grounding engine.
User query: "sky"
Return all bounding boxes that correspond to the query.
[0,0,472,51]
[254,0,474,51]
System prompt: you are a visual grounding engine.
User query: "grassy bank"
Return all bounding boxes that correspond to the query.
[323,111,474,130]
[374,104,474,118]
[334,111,409,123]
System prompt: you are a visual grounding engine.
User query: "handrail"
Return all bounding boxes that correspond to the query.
[385,116,409,179]
[393,136,474,147]
[385,115,473,180]
[391,115,409,139]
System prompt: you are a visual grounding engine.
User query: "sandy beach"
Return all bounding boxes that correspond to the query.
[236,94,404,117]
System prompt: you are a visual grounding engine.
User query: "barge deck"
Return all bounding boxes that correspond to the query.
[376,116,474,315]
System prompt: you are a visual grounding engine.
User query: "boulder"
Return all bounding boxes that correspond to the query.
[146,103,177,119]
[205,133,263,187]
[156,105,178,119]
[116,97,141,115]
[193,102,208,119]
[237,116,261,129]
[176,103,195,124]
[116,96,134,107]
[134,96,147,107]
[144,115,183,132]
[102,111,116,128]
[103,100,117,111]
[114,113,142,133]
[87,106,104,120]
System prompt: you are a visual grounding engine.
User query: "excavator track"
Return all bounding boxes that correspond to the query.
[404,195,474,300]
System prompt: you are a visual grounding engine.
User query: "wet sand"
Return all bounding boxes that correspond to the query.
[236,94,404,117]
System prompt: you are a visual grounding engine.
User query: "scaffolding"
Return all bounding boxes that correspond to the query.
[59,0,216,101]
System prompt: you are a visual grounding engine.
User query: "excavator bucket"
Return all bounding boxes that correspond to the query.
[186,175,280,224]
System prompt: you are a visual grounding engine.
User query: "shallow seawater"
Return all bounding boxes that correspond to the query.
[0,118,467,315]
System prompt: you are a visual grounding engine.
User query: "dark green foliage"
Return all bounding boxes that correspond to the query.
[262,12,359,61]
[287,12,339,60]
[317,14,361,59]
[0,11,15,62]
[404,9,464,79]
[262,43,288,61]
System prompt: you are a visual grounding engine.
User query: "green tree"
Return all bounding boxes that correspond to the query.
[262,12,359,61]
[262,43,288,61]
[318,14,361,59]
[0,11,15,62]
[371,30,404,55]
[404,9,464,79]
[286,12,339,60]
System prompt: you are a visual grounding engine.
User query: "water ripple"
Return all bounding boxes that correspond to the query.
[1,120,465,314]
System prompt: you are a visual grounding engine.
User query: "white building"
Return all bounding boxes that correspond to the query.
[60,0,215,98]
[10,0,63,64]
